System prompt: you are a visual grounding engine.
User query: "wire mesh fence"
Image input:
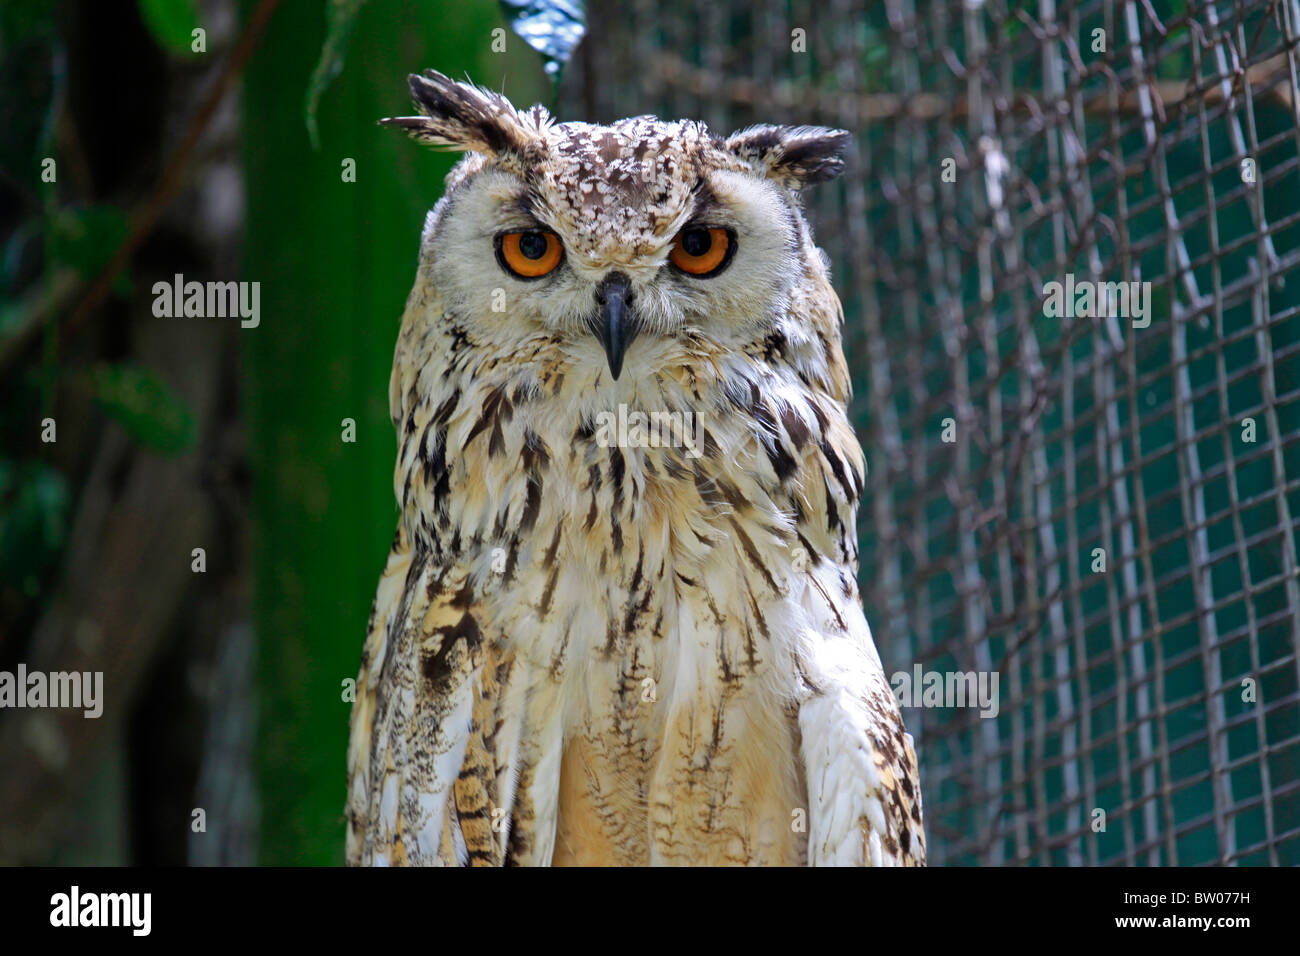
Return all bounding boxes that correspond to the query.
[560,0,1300,865]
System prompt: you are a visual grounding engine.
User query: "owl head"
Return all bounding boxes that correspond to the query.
[383,71,848,390]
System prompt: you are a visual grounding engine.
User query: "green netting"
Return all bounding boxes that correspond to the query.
[563,0,1300,865]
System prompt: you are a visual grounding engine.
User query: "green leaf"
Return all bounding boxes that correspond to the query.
[499,0,585,84]
[0,460,69,596]
[47,207,132,295]
[90,363,196,455]
[137,0,201,55]
[304,0,369,150]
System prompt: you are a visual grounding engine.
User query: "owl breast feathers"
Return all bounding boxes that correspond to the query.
[345,71,925,866]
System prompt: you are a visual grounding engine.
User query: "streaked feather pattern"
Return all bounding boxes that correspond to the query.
[346,72,925,867]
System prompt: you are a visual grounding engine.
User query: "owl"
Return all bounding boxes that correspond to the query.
[345,71,925,866]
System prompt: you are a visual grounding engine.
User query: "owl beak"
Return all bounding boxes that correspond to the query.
[592,272,638,381]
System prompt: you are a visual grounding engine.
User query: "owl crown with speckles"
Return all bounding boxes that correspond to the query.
[380,72,851,384]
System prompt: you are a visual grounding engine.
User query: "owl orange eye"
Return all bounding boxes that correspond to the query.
[497,230,564,278]
[669,227,733,276]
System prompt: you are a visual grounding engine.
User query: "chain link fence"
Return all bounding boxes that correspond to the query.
[561,0,1300,865]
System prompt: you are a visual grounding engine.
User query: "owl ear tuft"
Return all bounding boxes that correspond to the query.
[725,125,851,187]
[380,71,536,157]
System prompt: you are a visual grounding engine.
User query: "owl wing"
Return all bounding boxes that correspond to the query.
[345,524,514,866]
[791,390,926,866]
[796,595,927,866]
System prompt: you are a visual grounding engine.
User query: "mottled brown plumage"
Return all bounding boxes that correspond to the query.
[346,71,925,866]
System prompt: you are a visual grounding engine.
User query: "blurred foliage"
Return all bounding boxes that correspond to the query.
[136,0,202,55]
[0,3,57,178]
[85,363,196,455]
[0,0,192,638]
[304,0,369,150]
[47,207,131,294]
[0,459,68,600]
[242,0,548,865]
[0,4,69,637]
